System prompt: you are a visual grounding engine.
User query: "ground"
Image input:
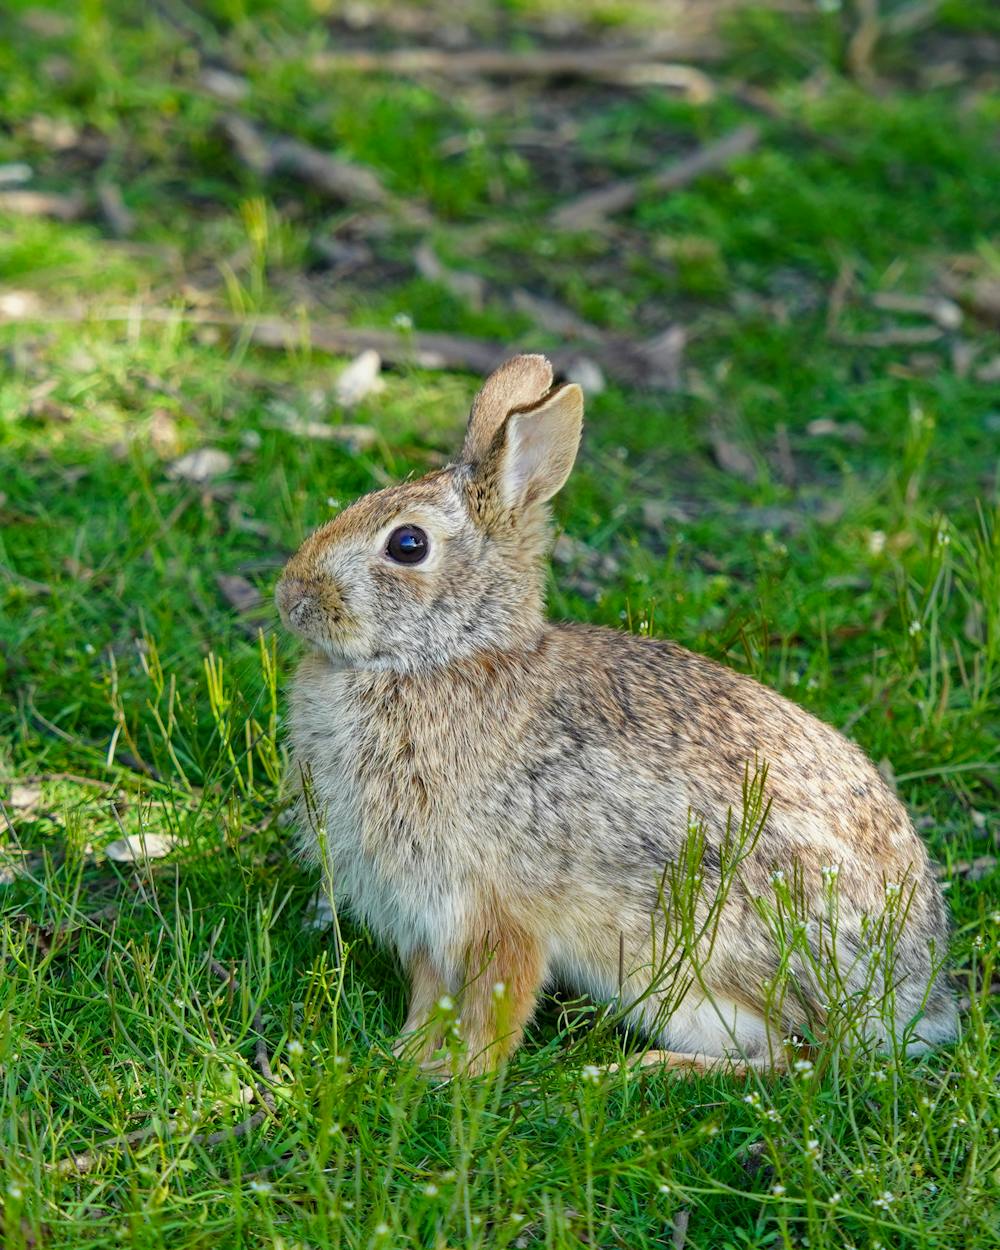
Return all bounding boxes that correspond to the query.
[1,1,999,1247]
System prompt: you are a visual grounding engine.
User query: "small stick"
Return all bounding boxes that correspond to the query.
[309,45,722,88]
[0,189,86,220]
[551,124,759,230]
[0,302,685,388]
[56,960,277,1175]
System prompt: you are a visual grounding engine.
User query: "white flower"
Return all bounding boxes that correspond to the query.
[872,1191,895,1210]
[658,1182,671,1194]
[250,1180,272,1194]
[424,1183,438,1196]
[771,1184,786,1196]
[374,1223,389,1236]
[867,529,887,555]
[326,497,340,509]
[821,864,840,880]
[392,312,413,331]
[492,981,506,998]
[793,1059,814,1074]
[287,1039,304,1058]
[7,1182,23,1200]
[581,1064,601,1084]
[884,881,901,897]
[830,1191,841,1204]
[771,870,786,886]
[908,619,922,636]
[327,1123,341,1135]
[436,995,455,1012]
[743,1092,761,1106]
[510,1212,525,1223]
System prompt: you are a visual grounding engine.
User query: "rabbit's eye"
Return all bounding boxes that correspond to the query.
[386,525,429,565]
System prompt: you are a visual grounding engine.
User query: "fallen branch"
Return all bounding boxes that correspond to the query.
[830,325,945,348]
[551,124,760,230]
[220,114,393,210]
[246,317,683,389]
[0,302,685,389]
[57,959,277,1175]
[0,189,86,221]
[310,46,720,101]
[871,291,961,329]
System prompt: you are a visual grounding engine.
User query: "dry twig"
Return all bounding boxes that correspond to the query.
[0,189,86,220]
[0,302,685,389]
[551,124,760,230]
[220,114,392,210]
[310,45,719,100]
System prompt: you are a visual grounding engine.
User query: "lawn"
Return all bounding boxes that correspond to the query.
[1,0,999,1246]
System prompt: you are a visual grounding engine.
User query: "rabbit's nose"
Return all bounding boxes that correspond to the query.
[276,576,315,626]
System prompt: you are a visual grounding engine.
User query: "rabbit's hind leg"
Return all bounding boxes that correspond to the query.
[621,987,785,1075]
[605,1049,762,1076]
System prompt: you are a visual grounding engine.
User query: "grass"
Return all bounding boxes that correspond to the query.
[1,0,1000,1245]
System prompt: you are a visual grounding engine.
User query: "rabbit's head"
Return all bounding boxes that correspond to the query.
[276,355,583,670]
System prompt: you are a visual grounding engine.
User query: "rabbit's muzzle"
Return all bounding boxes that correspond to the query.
[275,573,344,641]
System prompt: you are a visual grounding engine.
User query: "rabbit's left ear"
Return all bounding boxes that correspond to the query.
[492,382,584,510]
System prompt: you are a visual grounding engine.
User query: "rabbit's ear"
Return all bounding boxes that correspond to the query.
[463,354,554,463]
[494,382,584,510]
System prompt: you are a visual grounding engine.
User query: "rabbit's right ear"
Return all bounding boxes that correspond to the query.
[467,382,583,526]
[462,354,554,463]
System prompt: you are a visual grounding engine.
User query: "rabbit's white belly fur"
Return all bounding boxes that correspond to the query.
[290,658,472,970]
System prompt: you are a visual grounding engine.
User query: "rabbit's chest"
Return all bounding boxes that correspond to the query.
[290,661,474,955]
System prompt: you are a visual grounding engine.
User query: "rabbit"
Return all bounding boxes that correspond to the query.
[276,353,957,1076]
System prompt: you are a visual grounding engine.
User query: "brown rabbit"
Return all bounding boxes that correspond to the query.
[276,354,956,1076]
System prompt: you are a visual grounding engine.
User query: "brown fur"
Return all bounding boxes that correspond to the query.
[277,356,957,1075]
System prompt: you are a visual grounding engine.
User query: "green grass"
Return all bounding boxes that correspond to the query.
[2,1,1000,1246]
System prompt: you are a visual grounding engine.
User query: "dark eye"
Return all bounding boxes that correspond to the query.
[386,525,429,565]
